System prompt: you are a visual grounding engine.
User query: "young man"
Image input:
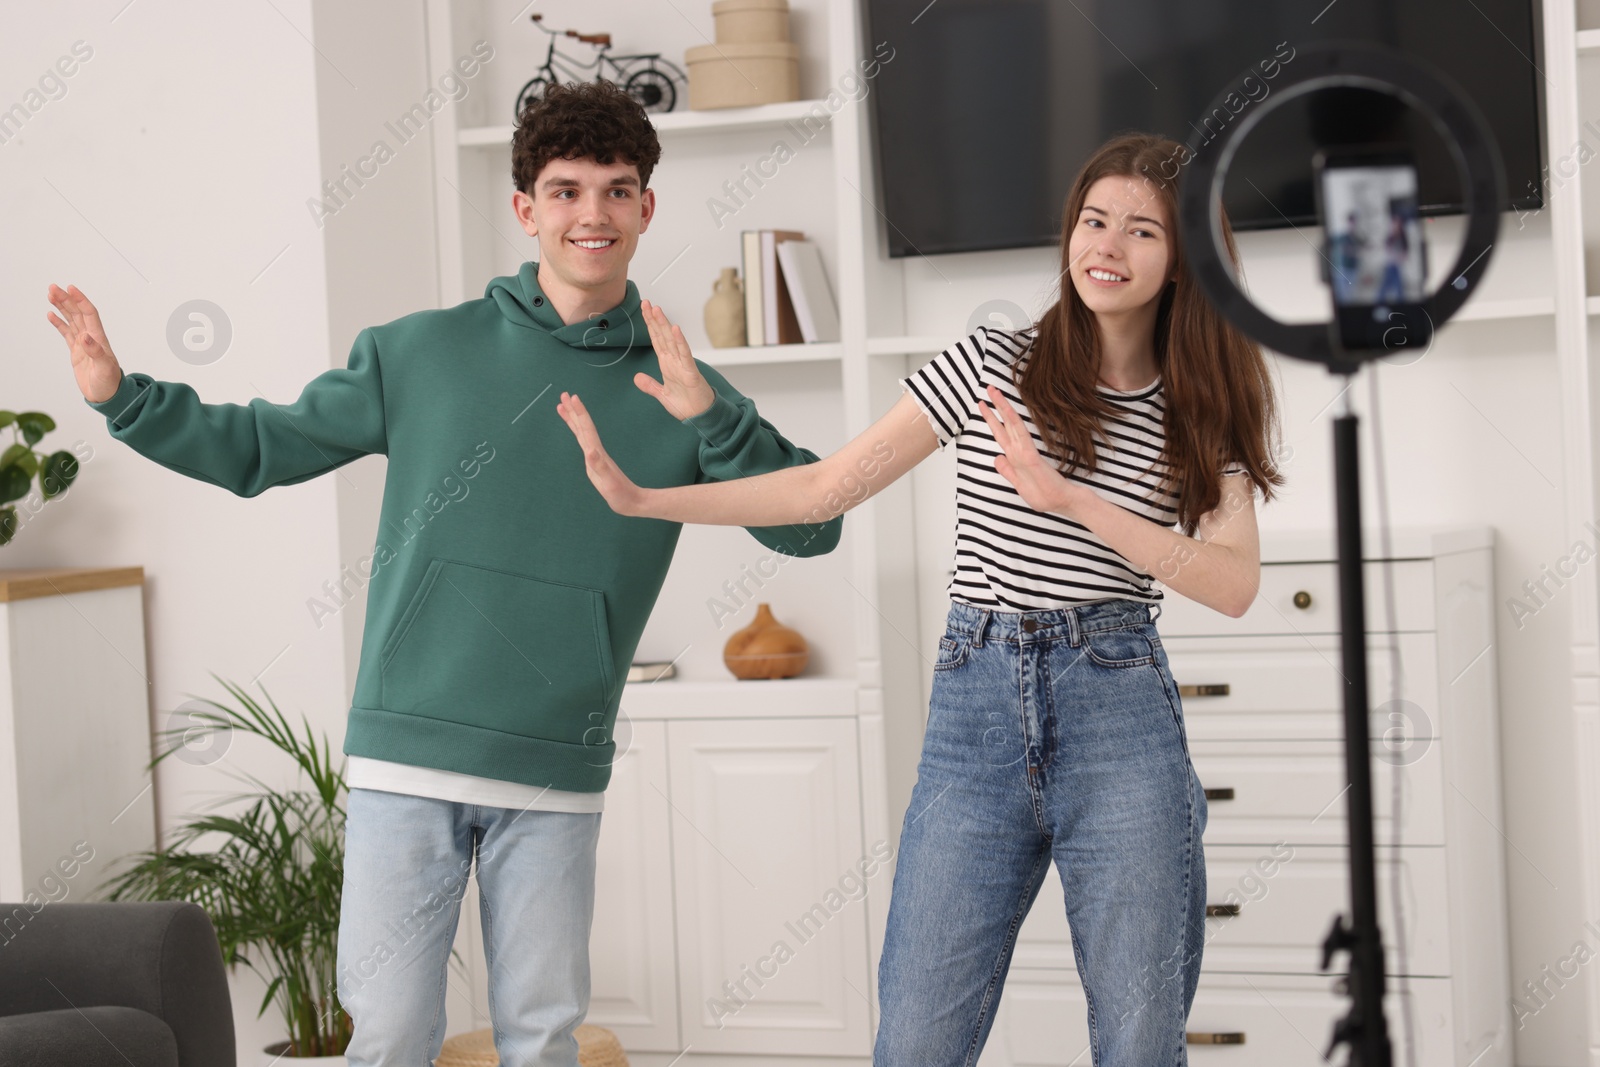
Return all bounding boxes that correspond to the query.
[47,81,841,1065]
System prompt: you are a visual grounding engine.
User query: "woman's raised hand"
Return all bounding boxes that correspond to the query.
[634,299,716,420]
[979,384,1094,520]
[557,391,649,517]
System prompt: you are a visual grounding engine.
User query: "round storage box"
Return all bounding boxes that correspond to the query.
[685,41,800,109]
[434,1024,628,1067]
[712,0,791,44]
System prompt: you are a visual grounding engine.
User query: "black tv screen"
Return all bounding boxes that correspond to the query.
[863,0,1544,256]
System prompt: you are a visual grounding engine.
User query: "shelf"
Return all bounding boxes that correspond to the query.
[866,335,952,357]
[1589,295,1600,316]
[459,98,835,148]
[620,675,859,720]
[1451,295,1554,321]
[1579,29,1600,53]
[700,341,842,367]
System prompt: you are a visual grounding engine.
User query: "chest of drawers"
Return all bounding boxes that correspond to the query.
[977,526,1512,1066]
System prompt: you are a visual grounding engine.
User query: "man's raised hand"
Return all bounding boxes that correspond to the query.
[634,299,715,421]
[47,285,123,404]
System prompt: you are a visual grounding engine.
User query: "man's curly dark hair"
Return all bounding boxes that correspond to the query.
[512,81,662,195]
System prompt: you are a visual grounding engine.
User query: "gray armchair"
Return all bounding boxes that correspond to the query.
[0,901,235,1067]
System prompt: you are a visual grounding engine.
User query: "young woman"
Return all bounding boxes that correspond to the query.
[557,132,1284,1065]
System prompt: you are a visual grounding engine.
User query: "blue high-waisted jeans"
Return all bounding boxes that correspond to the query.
[874,598,1208,1067]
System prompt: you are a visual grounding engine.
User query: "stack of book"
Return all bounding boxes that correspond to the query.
[740,230,841,345]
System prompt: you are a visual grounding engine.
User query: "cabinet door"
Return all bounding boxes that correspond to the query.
[588,720,680,1051]
[1012,844,1450,978]
[1188,739,1445,846]
[668,718,873,1055]
[1155,560,1436,637]
[1162,632,1439,744]
[977,970,1457,1067]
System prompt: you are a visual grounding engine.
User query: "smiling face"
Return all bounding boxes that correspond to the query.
[1067,174,1175,318]
[513,155,656,299]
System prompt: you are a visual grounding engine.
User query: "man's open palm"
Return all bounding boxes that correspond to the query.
[635,299,715,420]
[47,285,123,404]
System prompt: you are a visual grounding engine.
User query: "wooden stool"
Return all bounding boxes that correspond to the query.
[434,1024,629,1067]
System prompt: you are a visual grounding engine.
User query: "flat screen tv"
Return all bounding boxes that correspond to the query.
[863,0,1545,256]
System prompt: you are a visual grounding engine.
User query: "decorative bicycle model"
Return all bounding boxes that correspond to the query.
[514,13,688,121]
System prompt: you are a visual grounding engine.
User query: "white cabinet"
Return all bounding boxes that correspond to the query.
[985,970,1456,1067]
[977,526,1513,1067]
[580,713,873,1059]
[668,717,871,1055]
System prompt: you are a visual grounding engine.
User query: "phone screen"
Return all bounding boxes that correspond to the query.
[1316,152,1431,350]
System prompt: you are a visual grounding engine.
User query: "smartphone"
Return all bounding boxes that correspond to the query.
[1313,146,1431,351]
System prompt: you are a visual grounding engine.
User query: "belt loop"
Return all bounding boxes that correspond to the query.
[973,609,991,647]
[1066,606,1082,647]
[1150,600,1164,623]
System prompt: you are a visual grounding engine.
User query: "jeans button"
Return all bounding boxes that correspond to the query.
[1021,619,1038,633]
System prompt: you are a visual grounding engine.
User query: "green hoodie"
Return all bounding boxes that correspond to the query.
[85,262,842,792]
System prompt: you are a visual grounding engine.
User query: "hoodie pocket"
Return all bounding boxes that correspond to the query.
[379,558,619,743]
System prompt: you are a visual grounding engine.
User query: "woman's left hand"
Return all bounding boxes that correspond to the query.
[557,391,650,517]
[979,384,1097,520]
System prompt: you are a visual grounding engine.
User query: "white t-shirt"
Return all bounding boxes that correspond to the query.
[346,755,604,812]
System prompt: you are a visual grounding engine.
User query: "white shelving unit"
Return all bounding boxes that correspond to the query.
[421,1,913,1060]
[1556,2,1600,1063]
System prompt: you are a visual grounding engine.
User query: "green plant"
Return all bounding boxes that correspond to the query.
[99,676,354,1056]
[0,410,79,545]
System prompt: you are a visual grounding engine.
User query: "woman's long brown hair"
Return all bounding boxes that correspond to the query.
[1021,132,1285,537]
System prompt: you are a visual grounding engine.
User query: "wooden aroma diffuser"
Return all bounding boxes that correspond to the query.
[723,603,808,679]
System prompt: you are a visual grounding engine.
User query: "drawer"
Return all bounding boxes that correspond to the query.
[1189,739,1444,846]
[1164,632,1439,743]
[978,970,1458,1067]
[1156,559,1435,638]
[1013,845,1450,977]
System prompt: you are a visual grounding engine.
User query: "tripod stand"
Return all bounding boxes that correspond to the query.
[1176,43,1506,1066]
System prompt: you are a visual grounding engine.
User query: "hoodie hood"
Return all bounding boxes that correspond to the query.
[486,260,648,353]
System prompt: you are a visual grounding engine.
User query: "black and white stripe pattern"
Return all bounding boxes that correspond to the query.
[901,325,1245,610]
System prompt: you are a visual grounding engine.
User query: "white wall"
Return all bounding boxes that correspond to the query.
[0,0,352,1055]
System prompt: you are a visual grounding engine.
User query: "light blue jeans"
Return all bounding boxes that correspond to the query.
[875,599,1208,1066]
[336,787,602,1066]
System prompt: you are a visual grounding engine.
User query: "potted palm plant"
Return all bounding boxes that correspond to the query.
[99,676,356,1063]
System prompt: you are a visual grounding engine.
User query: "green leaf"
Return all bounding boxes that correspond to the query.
[1,443,32,473]
[0,412,14,429]
[40,451,78,499]
[0,507,16,546]
[15,412,54,448]
[0,464,29,505]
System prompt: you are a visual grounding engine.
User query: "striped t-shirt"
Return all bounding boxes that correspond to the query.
[900,325,1245,610]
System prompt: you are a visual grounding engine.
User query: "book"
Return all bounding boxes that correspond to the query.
[775,240,840,343]
[741,231,763,346]
[762,229,806,345]
[626,661,677,683]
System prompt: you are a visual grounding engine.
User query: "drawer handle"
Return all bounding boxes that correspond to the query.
[1205,903,1242,918]
[1190,1030,1248,1049]
[1179,683,1230,698]
[1187,1031,1247,1045]
[1293,590,1312,609]
[1204,787,1235,801]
